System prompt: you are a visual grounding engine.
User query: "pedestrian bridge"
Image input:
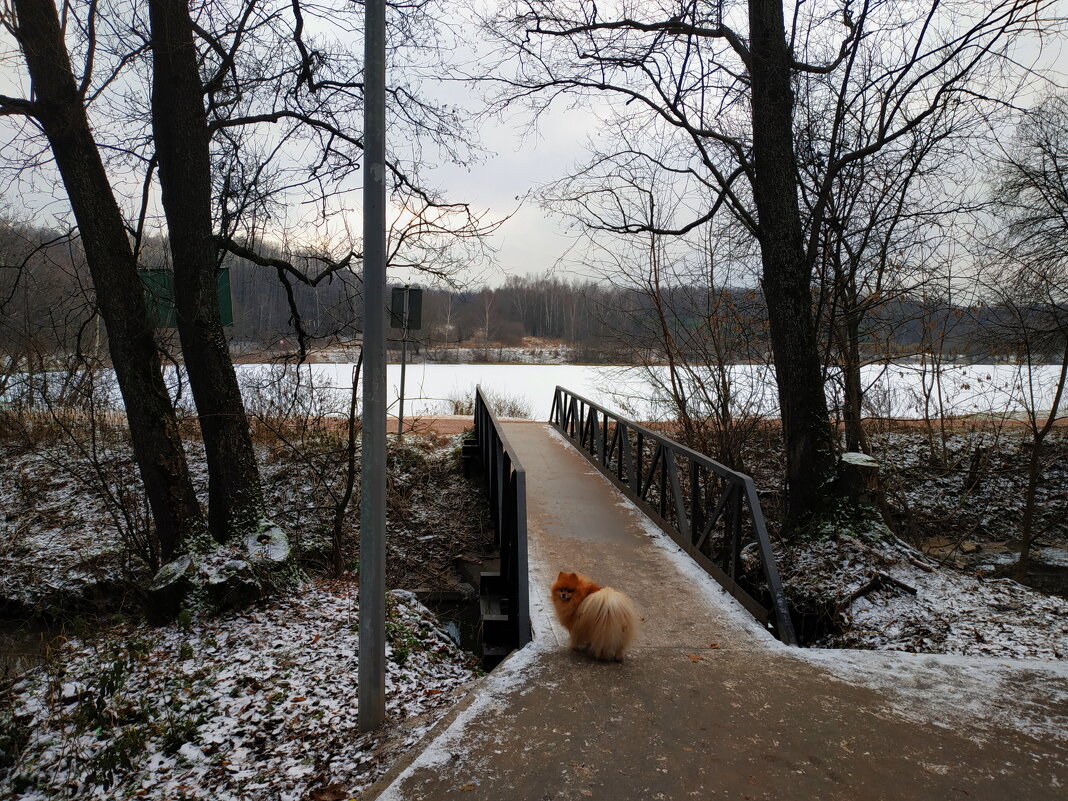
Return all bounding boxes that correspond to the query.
[368,391,1068,801]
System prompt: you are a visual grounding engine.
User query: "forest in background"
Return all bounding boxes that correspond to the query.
[1,218,1058,368]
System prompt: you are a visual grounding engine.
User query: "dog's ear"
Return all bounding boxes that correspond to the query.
[556,571,568,581]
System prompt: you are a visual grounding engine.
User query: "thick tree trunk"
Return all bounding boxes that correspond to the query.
[13,0,205,562]
[149,0,265,541]
[748,0,838,532]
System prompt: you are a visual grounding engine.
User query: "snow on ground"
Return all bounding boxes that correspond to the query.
[869,430,1068,547]
[262,361,1068,422]
[21,361,1062,422]
[0,432,490,615]
[2,408,1066,798]
[0,448,136,612]
[0,585,477,801]
[306,340,577,367]
[419,340,577,366]
[791,536,1068,660]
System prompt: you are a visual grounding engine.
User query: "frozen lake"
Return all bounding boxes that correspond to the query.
[233,361,1067,422]
[10,361,1063,422]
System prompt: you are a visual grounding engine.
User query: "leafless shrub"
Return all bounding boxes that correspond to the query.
[1,355,159,585]
[446,388,533,419]
[239,363,362,573]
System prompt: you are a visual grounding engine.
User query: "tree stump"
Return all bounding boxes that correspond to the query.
[147,554,195,624]
[838,452,881,507]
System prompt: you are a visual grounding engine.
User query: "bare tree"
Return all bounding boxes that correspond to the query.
[1,0,206,562]
[149,0,266,543]
[987,94,1068,580]
[3,0,506,554]
[487,0,1053,534]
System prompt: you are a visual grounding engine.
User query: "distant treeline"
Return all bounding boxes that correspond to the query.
[0,220,1056,364]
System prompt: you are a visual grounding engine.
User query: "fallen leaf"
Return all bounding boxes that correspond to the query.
[460,783,477,791]
[687,654,702,662]
[709,643,719,649]
[292,696,307,702]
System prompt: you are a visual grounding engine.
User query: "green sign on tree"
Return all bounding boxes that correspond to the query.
[139,268,233,327]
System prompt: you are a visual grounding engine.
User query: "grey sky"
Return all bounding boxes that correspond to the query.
[416,2,1068,287]
[3,2,1068,291]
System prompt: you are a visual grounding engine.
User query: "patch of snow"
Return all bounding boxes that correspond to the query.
[1,584,478,800]
[800,647,1068,742]
[245,520,290,563]
[841,451,879,467]
[1035,547,1068,568]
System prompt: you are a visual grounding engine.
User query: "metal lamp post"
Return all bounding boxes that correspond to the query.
[359,0,387,733]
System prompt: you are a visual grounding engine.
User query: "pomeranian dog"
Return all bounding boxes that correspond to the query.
[551,571,639,662]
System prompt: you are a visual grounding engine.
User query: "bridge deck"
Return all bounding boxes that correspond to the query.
[372,423,1068,800]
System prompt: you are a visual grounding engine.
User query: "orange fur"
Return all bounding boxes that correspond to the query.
[550,571,639,662]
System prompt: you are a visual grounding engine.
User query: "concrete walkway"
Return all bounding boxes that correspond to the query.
[370,423,1068,801]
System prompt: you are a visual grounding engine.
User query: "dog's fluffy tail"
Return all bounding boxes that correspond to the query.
[573,587,639,661]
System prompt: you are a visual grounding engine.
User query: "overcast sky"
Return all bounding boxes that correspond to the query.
[427,106,591,284]
[405,3,1068,287]
[3,2,1068,290]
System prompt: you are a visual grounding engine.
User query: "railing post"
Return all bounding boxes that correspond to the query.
[690,461,703,546]
[589,407,596,457]
[636,431,644,495]
[729,486,743,581]
[620,422,632,484]
[658,449,667,519]
[666,453,687,533]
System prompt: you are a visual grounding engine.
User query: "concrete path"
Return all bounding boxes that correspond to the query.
[370,423,1068,801]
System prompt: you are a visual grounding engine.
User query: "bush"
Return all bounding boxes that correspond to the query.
[446,388,533,419]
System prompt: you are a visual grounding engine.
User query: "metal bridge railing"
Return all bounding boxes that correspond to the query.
[473,385,531,652]
[549,386,797,646]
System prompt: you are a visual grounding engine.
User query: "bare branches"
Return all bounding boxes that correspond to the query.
[529,11,751,67]
[487,0,1055,259]
[4,0,500,356]
[214,234,356,287]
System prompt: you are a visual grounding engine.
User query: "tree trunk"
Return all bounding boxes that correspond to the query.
[13,0,205,562]
[1015,339,1068,581]
[748,0,838,532]
[1014,437,1043,582]
[839,314,870,454]
[149,0,265,541]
